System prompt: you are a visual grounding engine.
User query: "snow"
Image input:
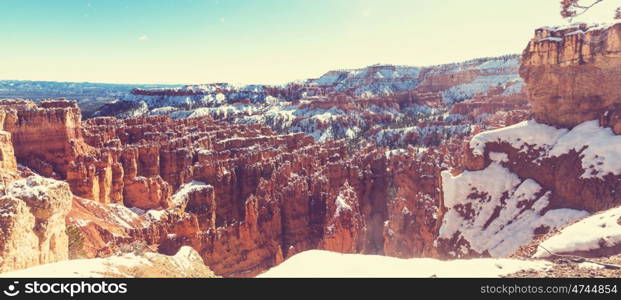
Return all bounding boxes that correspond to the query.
[537,37,563,43]
[334,182,354,217]
[440,163,588,257]
[441,74,521,104]
[172,180,210,206]
[145,209,167,221]
[548,120,621,179]
[335,194,351,217]
[469,119,567,156]
[426,56,519,76]
[310,65,422,97]
[313,71,347,86]
[566,30,585,37]
[0,246,202,278]
[475,58,519,70]
[258,250,550,278]
[106,203,144,229]
[0,254,151,278]
[533,206,621,258]
[373,125,471,147]
[441,162,519,209]
[489,152,509,163]
[578,262,605,270]
[502,80,524,96]
[6,175,67,202]
[471,119,621,179]
[538,22,621,34]
[168,246,200,271]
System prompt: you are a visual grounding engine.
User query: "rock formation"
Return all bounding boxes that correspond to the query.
[437,22,621,259]
[0,175,72,273]
[520,23,621,130]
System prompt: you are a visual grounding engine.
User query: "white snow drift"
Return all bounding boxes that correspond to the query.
[258,250,549,277]
[534,206,621,258]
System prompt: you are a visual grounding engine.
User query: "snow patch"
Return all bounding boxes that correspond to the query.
[534,206,621,258]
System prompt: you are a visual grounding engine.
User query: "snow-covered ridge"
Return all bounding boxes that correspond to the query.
[536,21,621,34]
[89,54,526,147]
[113,54,522,109]
[470,119,621,179]
[441,74,521,104]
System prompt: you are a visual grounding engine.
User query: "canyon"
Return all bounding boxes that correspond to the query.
[1,22,621,278]
[0,98,452,276]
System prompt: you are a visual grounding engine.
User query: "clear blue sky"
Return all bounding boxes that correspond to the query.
[0,0,617,85]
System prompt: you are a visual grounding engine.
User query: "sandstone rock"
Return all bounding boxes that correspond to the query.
[320,181,366,253]
[123,176,172,210]
[0,175,72,273]
[520,23,621,128]
[0,99,91,179]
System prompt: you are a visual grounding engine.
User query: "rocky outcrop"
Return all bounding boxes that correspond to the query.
[436,23,621,259]
[520,23,621,129]
[0,175,72,273]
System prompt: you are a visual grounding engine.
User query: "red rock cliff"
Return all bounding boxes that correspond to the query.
[520,23,621,130]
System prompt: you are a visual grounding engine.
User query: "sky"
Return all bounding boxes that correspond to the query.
[0,0,619,85]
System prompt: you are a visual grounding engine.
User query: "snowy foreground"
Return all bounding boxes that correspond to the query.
[258,250,550,278]
[0,247,215,278]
